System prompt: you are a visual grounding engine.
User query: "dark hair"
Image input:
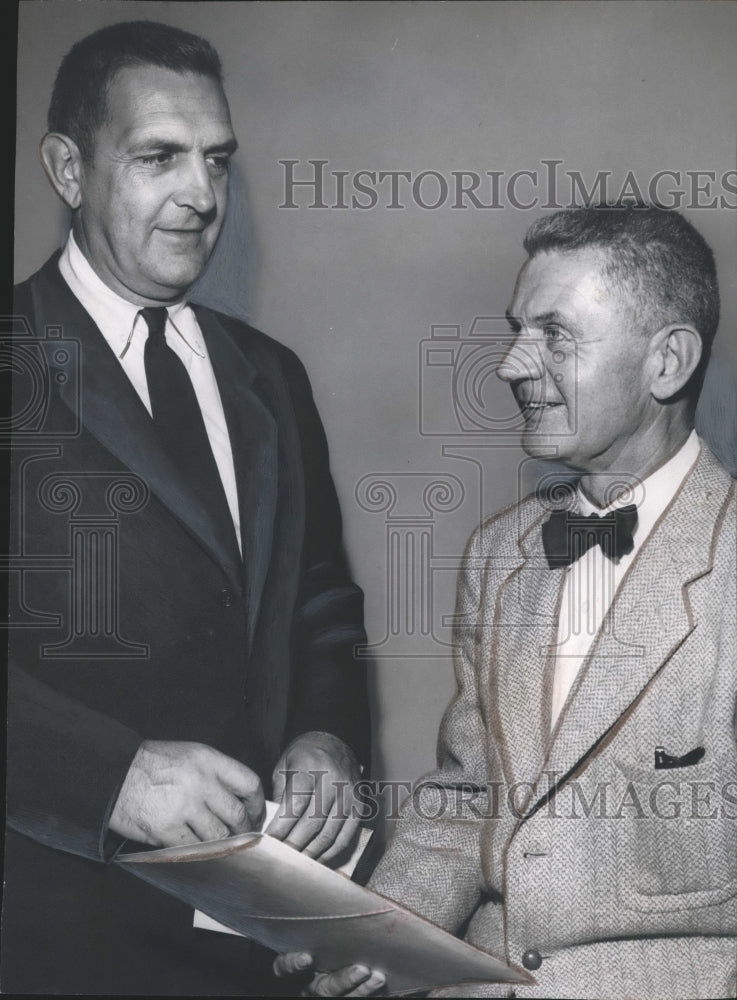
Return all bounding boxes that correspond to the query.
[48,21,224,163]
[523,205,719,399]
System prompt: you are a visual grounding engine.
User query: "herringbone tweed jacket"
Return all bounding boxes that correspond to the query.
[371,444,737,999]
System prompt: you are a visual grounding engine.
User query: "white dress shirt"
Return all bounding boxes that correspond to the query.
[58,232,241,551]
[550,430,701,728]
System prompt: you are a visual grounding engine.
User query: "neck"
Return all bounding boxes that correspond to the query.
[578,415,693,508]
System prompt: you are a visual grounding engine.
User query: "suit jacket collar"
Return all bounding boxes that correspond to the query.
[490,502,565,804]
[31,254,277,627]
[502,446,734,821]
[194,304,277,639]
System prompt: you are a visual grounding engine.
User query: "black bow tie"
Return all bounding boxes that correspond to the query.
[541,504,638,568]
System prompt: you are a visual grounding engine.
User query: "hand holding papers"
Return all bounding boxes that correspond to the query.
[117,821,532,995]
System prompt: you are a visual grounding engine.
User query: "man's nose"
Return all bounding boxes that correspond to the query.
[174,157,218,215]
[496,332,544,382]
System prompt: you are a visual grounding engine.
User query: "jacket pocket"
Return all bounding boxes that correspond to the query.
[612,752,737,912]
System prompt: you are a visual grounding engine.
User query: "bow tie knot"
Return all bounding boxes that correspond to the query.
[542,504,638,569]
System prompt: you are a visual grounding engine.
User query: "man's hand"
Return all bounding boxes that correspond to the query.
[267,732,362,863]
[109,740,265,846]
[273,952,386,997]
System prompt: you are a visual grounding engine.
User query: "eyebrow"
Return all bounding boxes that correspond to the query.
[128,137,239,156]
[208,138,239,156]
[505,308,582,336]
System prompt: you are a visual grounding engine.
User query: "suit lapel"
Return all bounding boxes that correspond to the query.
[195,307,278,640]
[530,447,733,813]
[491,505,566,801]
[35,259,244,591]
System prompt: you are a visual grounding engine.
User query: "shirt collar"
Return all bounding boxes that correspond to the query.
[577,430,701,541]
[58,231,197,358]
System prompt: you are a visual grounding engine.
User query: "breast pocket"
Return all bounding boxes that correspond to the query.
[612,751,737,913]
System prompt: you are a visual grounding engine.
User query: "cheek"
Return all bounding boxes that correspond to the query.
[102,195,141,245]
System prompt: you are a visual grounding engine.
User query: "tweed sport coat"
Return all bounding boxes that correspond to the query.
[3,254,369,995]
[370,444,736,999]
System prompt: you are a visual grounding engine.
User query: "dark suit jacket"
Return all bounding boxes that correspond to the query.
[3,254,370,995]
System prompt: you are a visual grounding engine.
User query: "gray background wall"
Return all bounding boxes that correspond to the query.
[15,0,737,793]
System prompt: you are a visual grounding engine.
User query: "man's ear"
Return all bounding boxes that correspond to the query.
[39,133,85,210]
[649,323,703,401]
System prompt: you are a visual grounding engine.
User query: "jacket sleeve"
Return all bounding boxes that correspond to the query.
[277,346,371,770]
[368,529,490,934]
[6,663,142,861]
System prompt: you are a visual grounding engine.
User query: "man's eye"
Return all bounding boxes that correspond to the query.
[207,155,231,175]
[542,325,564,342]
[140,153,173,167]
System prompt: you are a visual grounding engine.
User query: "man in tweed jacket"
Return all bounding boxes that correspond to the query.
[277,206,736,999]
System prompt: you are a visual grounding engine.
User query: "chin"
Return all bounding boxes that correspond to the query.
[520,430,563,460]
[145,269,202,299]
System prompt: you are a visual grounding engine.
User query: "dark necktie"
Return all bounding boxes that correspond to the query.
[541,504,638,569]
[141,306,238,556]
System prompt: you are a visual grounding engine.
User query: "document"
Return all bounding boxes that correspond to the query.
[193,800,371,934]
[117,825,532,995]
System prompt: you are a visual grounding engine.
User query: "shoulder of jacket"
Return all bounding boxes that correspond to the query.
[465,492,543,559]
[191,303,310,380]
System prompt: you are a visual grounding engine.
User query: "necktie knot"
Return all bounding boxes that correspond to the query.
[139,306,169,344]
[542,503,638,569]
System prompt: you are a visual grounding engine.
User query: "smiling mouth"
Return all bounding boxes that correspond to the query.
[519,401,563,412]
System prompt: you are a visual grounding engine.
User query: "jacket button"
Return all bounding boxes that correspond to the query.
[217,588,234,608]
[522,948,542,971]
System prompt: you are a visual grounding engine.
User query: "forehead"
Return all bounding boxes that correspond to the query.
[100,64,234,147]
[510,248,620,321]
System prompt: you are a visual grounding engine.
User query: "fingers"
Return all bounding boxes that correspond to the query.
[285,784,358,859]
[313,815,360,864]
[212,756,265,829]
[210,754,266,833]
[269,786,316,846]
[109,741,266,846]
[272,789,342,851]
[344,970,386,997]
[213,751,263,800]
[205,784,256,834]
[155,821,200,848]
[310,966,386,997]
[187,809,232,843]
[267,751,361,858]
[301,812,348,858]
[273,955,386,997]
[271,767,287,804]
[273,952,314,978]
[266,771,312,841]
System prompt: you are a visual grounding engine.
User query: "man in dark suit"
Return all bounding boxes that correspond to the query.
[3,20,369,995]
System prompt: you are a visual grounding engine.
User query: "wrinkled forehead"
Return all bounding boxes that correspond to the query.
[100,63,233,145]
[509,248,621,322]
